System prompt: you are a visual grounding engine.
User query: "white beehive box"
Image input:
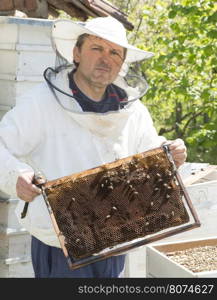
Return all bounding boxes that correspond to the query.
[0,16,55,111]
[146,237,217,278]
[0,198,34,278]
[0,16,56,278]
[177,163,217,240]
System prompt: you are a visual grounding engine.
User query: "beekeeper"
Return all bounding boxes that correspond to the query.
[0,16,187,278]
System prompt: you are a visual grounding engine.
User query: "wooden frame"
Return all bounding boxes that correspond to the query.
[38,146,201,269]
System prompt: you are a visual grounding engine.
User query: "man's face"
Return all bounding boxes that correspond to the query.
[73,35,125,88]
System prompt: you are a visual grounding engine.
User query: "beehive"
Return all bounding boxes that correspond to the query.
[0,16,55,277]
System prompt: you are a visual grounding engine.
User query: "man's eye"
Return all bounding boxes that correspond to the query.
[92,47,102,51]
[111,50,119,56]
[110,50,123,60]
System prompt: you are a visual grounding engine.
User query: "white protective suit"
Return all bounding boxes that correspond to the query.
[0,67,165,247]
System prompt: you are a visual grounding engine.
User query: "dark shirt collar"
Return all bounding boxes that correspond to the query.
[68,70,127,113]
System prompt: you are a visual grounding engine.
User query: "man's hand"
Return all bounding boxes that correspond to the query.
[165,138,187,168]
[16,171,41,202]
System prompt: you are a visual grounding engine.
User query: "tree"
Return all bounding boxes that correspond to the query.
[112,0,217,164]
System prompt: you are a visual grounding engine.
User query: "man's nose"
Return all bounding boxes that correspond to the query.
[100,49,112,62]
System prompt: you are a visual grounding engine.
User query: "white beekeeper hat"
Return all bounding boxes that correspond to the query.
[52,16,154,64]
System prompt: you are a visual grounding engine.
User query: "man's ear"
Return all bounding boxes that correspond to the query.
[73,46,80,64]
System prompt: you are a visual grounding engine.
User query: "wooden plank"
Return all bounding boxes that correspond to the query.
[48,0,88,19]
[0,0,13,11]
[154,237,217,253]
[13,0,25,11]
[25,0,38,11]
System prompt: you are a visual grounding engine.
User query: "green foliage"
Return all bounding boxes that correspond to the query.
[112,0,217,163]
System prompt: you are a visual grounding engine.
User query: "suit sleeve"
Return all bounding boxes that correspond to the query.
[0,94,42,198]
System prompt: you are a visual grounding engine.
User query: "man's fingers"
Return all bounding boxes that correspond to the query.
[170,144,186,151]
[19,180,41,194]
[27,184,41,194]
[17,191,40,202]
[164,138,187,168]
[17,185,41,202]
[169,139,185,149]
[16,172,42,202]
[18,185,41,197]
[17,179,41,195]
[170,147,187,156]
[173,153,187,161]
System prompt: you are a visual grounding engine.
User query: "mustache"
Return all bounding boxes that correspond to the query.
[96,62,111,70]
